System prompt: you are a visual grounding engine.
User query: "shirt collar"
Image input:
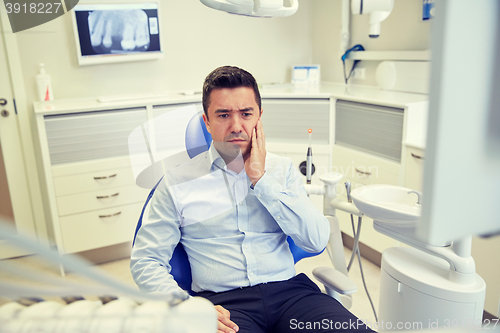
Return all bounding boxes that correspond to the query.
[208,142,226,171]
[208,142,247,177]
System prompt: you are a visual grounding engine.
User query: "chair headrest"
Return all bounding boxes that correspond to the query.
[185,111,212,159]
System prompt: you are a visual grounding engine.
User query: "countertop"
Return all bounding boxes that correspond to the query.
[34,82,429,114]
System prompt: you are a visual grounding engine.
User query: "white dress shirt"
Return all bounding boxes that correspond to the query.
[130,143,330,296]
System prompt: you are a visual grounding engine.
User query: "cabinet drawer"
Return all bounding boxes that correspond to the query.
[56,185,149,216]
[59,202,144,253]
[332,144,403,253]
[51,156,132,178]
[53,167,136,197]
[332,145,400,186]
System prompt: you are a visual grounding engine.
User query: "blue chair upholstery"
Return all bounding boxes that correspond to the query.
[133,111,323,295]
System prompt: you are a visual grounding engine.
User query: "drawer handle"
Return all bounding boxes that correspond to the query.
[411,153,424,160]
[355,168,371,176]
[94,174,117,180]
[96,192,120,199]
[99,212,122,218]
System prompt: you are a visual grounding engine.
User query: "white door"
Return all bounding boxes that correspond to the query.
[0,14,37,259]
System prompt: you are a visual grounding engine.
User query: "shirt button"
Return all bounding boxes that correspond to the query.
[277,216,281,220]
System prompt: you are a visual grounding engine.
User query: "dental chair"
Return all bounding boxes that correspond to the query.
[132,110,357,305]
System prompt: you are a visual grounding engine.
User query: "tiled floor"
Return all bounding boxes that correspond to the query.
[0,245,382,324]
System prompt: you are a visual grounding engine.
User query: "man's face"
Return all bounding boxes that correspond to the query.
[203,87,262,161]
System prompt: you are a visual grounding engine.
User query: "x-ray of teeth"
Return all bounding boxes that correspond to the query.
[88,10,150,53]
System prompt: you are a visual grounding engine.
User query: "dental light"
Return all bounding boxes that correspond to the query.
[199,0,298,18]
[351,0,394,38]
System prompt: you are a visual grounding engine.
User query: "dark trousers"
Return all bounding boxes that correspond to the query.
[195,273,375,333]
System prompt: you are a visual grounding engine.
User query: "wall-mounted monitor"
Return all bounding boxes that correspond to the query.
[72,2,163,66]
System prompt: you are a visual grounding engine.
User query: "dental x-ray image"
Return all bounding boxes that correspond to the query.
[72,3,162,65]
[88,10,151,53]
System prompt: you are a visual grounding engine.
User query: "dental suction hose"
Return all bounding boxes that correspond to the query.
[345,184,378,321]
[344,182,360,271]
[316,175,377,320]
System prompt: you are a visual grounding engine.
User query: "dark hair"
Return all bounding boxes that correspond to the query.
[202,66,261,118]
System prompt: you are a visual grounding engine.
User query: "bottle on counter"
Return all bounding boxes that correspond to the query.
[36,63,54,101]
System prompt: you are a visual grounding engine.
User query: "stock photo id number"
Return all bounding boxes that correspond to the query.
[3,0,79,32]
[5,2,62,14]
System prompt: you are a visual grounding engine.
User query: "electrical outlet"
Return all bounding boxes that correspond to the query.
[352,67,366,80]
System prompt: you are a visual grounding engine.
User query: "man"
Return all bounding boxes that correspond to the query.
[131,66,373,333]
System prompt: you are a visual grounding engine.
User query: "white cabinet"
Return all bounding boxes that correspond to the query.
[332,145,401,188]
[331,98,427,255]
[36,96,331,256]
[332,145,402,254]
[34,97,201,256]
[402,145,425,191]
[53,158,147,254]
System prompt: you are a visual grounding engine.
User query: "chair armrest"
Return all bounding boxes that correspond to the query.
[312,266,357,295]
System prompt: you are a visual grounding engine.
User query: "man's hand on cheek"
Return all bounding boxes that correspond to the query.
[245,118,266,186]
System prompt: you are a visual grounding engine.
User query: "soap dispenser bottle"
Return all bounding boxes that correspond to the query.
[36,63,54,101]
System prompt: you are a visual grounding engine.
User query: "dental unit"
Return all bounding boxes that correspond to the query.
[303,127,486,329]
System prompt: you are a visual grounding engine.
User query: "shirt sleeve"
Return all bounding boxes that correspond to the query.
[130,177,189,299]
[251,158,330,253]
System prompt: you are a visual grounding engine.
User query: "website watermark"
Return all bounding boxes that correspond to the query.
[289,318,499,330]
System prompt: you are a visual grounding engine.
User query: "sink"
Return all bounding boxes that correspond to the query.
[350,184,421,226]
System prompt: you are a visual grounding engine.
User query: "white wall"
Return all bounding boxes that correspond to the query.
[311,0,431,85]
